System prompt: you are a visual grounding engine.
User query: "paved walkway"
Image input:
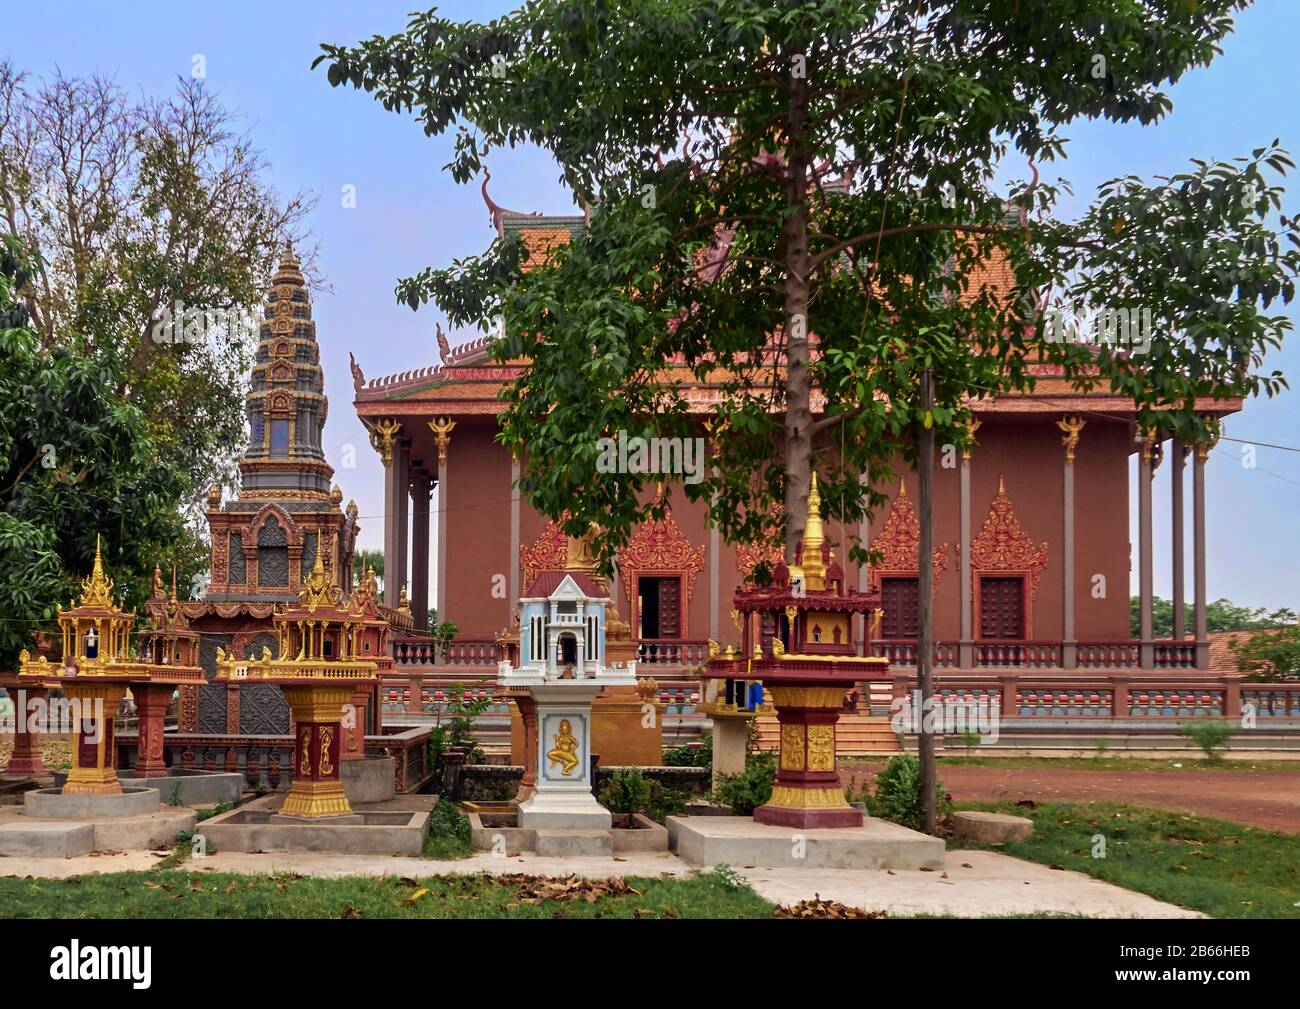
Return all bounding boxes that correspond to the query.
[0,848,1198,918]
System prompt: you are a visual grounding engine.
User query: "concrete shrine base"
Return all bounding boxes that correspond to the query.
[198,793,434,855]
[341,756,397,804]
[468,810,668,857]
[666,814,945,870]
[25,786,161,819]
[53,769,243,807]
[0,802,196,857]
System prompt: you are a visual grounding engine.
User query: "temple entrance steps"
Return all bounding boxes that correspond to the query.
[754,713,902,757]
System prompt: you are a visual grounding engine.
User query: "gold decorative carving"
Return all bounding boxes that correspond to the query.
[319,726,334,777]
[619,508,706,604]
[780,723,805,770]
[874,483,948,589]
[428,417,457,463]
[373,418,401,465]
[520,519,569,588]
[299,727,311,776]
[547,719,580,775]
[961,417,983,461]
[807,725,836,771]
[79,535,116,610]
[969,476,1049,598]
[1056,415,1086,463]
[768,785,851,810]
[736,540,784,576]
[1138,428,1157,464]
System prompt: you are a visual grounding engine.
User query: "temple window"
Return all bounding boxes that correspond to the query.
[979,576,1026,639]
[257,515,289,588]
[270,419,290,457]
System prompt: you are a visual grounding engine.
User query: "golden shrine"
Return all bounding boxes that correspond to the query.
[708,473,889,827]
[214,536,379,818]
[19,537,204,796]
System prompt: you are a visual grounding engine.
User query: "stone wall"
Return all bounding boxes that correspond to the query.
[457,764,710,802]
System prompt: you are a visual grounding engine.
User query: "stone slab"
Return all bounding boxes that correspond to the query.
[341,757,396,804]
[25,786,160,820]
[53,769,243,806]
[611,813,669,853]
[951,811,1035,843]
[0,819,96,858]
[198,794,431,855]
[0,806,194,857]
[666,814,945,870]
[88,808,196,852]
[533,828,613,858]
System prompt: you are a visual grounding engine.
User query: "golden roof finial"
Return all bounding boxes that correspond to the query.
[998,474,1006,496]
[79,534,116,610]
[298,531,335,611]
[801,471,826,591]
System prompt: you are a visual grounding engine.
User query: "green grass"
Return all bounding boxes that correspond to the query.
[840,755,1300,772]
[0,869,774,919]
[951,800,1300,919]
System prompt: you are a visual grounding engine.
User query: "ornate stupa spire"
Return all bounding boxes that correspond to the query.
[79,534,116,610]
[801,471,827,591]
[240,241,333,501]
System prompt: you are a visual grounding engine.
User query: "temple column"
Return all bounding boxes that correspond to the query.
[958,420,980,668]
[379,419,403,608]
[1193,433,1214,669]
[709,523,720,641]
[396,440,411,603]
[1138,429,1156,668]
[2,685,45,777]
[412,472,431,634]
[856,470,870,656]
[133,684,174,777]
[429,419,456,623]
[509,456,521,605]
[1058,417,1085,669]
[1171,439,1187,640]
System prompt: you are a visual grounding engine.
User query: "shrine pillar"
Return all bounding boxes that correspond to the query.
[412,472,431,634]
[1137,430,1156,668]
[1059,417,1084,669]
[1171,440,1187,640]
[429,418,456,622]
[380,419,404,608]
[133,684,174,777]
[1193,434,1213,669]
[957,420,978,668]
[396,439,410,602]
[2,686,45,777]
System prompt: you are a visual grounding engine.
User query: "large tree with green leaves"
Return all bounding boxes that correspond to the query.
[0,237,201,668]
[319,0,1298,569]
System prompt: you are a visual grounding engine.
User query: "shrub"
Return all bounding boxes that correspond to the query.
[664,729,713,768]
[711,751,775,815]
[1180,719,1236,760]
[862,754,950,831]
[422,797,473,859]
[601,768,652,814]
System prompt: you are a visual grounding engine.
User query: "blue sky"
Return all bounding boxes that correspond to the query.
[5,1,1297,609]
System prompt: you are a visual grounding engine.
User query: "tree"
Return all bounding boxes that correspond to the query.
[353,548,386,589]
[1131,596,1298,637]
[318,0,1298,575]
[1231,625,1300,682]
[0,236,199,668]
[0,64,315,522]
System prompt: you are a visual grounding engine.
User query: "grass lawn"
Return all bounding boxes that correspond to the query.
[951,800,1300,919]
[0,869,774,919]
[840,755,1299,773]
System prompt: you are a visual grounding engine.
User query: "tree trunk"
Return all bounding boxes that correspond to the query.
[782,56,813,564]
[917,368,937,834]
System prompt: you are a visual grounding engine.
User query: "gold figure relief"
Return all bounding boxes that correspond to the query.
[428,417,457,463]
[780,723,806,770]
[299,727,311,776]
[319,726,334,777]
[547,719,580,776]
[808,725,836,771]
[1056,415,1086,463]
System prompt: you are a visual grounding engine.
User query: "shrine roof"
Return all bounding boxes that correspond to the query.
[522,569,606,599]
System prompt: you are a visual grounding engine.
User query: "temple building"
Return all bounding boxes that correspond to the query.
[352,183,1239,720]
[154,246,406,736]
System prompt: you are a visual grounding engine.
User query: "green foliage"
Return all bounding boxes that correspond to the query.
[599,767,688,823]
[600,767,652,814]
[1132,596,1298,638]
[860,754,950,831]
[319,1,1298,568]
[427,683,492,791]
[432,620,459,659]
[197,799,234,822]
[1230,625,1300,682]
[710,751,775,816]
[422,799,473,860]
[663,728,712,768]
[712,864,748,890]
[167,782,184,806]
[1180,719,1237,760]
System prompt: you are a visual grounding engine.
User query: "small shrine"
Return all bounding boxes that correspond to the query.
[497,534,638,831]
[19,537,204,798]
[214,538,380,819]
[708,473,889,828]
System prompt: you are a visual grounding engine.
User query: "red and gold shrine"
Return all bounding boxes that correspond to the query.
[715,473,890,828]
[19,537,204,795]
[214,537,378,818]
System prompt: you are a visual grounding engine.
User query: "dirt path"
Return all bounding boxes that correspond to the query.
[841,764,1300,834]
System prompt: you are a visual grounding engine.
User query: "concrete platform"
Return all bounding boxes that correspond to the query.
[25,786,160,819]
[198,793,434,855]
[0,805,195,857]
[341,757,396,804]
[666,814,945,870]
[468,810,668,856]
[54,769,243,807]
[534,828,612,857]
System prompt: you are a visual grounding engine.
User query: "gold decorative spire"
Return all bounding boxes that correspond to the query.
[801,471,827,591]
[298,531,336,611]
[79,534,116,609]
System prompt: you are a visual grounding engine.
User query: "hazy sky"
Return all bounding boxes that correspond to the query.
[6,1,1298,610]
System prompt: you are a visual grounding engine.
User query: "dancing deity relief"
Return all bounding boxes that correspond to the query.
[547,719,580,776]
